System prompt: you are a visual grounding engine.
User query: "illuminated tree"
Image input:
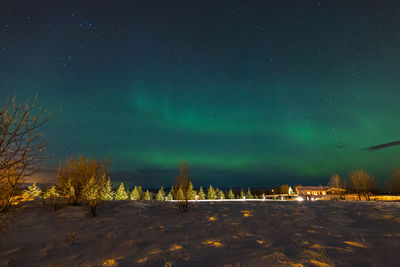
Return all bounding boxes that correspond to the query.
[130,186,141,200]
[83,173,106,216]
[239,189,245,199]
[227,188,235,199]
[56,156,108,207]
[24,183,41,199]
[198,186,205,200]
[45,185,60,211]
[101,178,114,200]
[39,185,50,206]
[0,94,55,212]
[114,182,128,200]
[217,190,225,200]
[173,162,190,200]
[349,170,377,200]
[207,185,217,200]
[167,191,173,200]
[387,169,400,194]
[137,186,143,200]
[186,181,196,200]
[176,187,185,201]
[246,188,254,199]
[173,162,191,212]
[328,174,343,199]
[156,186,165,201]
[143,189,152,200]
[169,187,175,199]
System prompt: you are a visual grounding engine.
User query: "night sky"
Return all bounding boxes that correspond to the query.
[1,0,400,188]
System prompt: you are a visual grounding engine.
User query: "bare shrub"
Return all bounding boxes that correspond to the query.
[0,94,55,212]
[173,162,190,212]
[387,169,400,194]
[56,156,108,216]
[349,170,377,200]
[328,173,344,199]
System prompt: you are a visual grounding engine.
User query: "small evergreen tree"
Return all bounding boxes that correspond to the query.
[239,189,245,199]
[156,186,165,201]
[186,181,196,200]
[227,188,235,199]
[169,187,175,199]
[45,185,60,211]
[114,182,128,200]
[198,186,205,200]
[176,187,185,200]
[138,186,143,200]
[130,186,141,200]
[246,187,253,199]
[167,191,173,200]
[217,190,225,199]
[24,183,41,198]
[143,189,152,200]
[101,178,114,200]
[207,185,217,200]
[40,185,49,205]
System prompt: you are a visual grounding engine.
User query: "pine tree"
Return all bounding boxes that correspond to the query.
[101,178,114,200]
[143,189,152,200]
[207,185,217,200]
[176,187,185,200]
[114,182,128,200]
[24,183,41,198]
[239,189,245,199]
[186,182,196,200]
[130,186,141,200]
[246,187,254,199]
[45,185,60,211]
[198,186,205,200]
[167,191,173,200]
[138,186,143,200]
[217,190,225,200]
[156,186,165,201]
[227,188,235,199]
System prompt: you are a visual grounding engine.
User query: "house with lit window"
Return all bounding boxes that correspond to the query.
[295,186,329,199]
[295,185,346,199]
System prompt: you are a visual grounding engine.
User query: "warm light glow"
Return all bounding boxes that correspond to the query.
[297,196,304,201]
[202,240,223,247]
[169,244,183,251]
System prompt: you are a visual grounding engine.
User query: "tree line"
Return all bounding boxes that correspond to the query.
[2,95,400,216]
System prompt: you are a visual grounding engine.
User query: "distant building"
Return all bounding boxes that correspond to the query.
[296,186,346,199]
[326,187,346,195]
[296,186,329,198]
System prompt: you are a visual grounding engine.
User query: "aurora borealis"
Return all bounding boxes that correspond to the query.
[1,1,400,188]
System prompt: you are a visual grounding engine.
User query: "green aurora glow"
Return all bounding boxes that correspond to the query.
[1,1,400,187]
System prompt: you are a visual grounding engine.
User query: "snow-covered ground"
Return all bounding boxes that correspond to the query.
[1,200,400,266]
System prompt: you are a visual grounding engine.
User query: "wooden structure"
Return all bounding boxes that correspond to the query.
[296,186,329,198]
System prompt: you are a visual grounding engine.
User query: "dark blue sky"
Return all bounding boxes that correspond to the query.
[1,0,400,188]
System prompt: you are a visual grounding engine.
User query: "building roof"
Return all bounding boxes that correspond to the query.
[326,187,346,192]
[296,186,329,191]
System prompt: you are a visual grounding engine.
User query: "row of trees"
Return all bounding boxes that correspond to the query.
[327,169,400,200]
[25,179,263,204]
